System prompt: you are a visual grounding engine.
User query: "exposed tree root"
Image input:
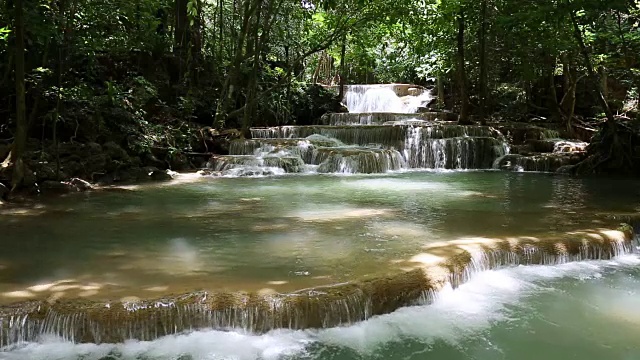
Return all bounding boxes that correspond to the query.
[575,119,638,175]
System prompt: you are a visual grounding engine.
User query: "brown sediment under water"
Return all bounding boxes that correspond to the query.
[1,171,640,358]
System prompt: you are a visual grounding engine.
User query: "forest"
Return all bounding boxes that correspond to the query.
[1,0,639,194]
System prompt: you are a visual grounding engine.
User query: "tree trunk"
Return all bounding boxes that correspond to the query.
[437,72,445,109]
[218,0,224,61]
[559,58,577,137]
[11,0,27,190]
[173,0,190,85]
[569,10,614,123]
[338,33,347,101]
[242,0,264,132]
[214,0,255,127]
[478,0,488,125]
[599,66,608,100]
[457,8,470,125]
[545,54,562,120]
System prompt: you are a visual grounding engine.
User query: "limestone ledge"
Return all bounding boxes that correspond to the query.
[0,225,634,345]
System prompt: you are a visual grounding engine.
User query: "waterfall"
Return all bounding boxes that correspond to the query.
[218,83,512,175]
[342,84,434,113]
[249,124,509,171]
[0,227,633,346]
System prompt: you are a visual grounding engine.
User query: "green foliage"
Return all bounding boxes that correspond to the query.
[0,27,9,41]
[1,0,639,158]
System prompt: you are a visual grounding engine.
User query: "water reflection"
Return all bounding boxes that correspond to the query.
[0,172,638,303]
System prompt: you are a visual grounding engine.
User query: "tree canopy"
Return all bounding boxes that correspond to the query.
[1,0,639,187]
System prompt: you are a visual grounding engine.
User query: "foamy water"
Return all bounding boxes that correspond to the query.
[3,255,639,360]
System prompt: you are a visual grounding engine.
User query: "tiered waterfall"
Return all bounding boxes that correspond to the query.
[209,84,510,175]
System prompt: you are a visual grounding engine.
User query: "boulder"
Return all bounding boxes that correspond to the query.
[33,162,58,182]
[150,169,174,181]
[103,142,130,162]
[0,182,9,200]
[69,178,93,191]
[39,181,76,194]
[144,153,167,169]
[169,153,189,171]
[0,143,9,161]
[496,153,585,173]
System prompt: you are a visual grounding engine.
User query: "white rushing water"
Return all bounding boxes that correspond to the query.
[4,255,639,360]
[343,85,434,113]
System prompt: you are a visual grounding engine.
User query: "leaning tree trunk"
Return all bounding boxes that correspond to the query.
[457,8,471,125]
[569,11,613,123]
[570,9,632,174]
[10,0,28,191]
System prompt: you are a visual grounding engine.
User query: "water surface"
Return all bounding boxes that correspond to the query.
[1,171,639,303]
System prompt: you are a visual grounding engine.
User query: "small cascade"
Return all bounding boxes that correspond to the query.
[404,137,508,170]
[207,155,304,175]
[315,147,406,174]
[494,153,585,172]
[0,227,634,346]
[320,112,457,126]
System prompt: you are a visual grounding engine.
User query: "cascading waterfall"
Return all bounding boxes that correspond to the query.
[226,83,511,174]
[0,227,634,347]
[248,124,510,172]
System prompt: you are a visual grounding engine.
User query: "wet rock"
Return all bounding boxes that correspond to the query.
[527,139,588,153]
[556,165,576,174]
[33,162,58,182]
[82,153,108,177]
[169,153,190,171]
[0,143,9,161]
[39,181,76,194]
[103,142,130,161]
[69,178,93,191]
[150,169,174,181]
[144,153,167,169]
[0,182,8,200]
[22,166,37,188]
[61,159,84,178]
[493,123,560,145]
[496,153,585,173]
